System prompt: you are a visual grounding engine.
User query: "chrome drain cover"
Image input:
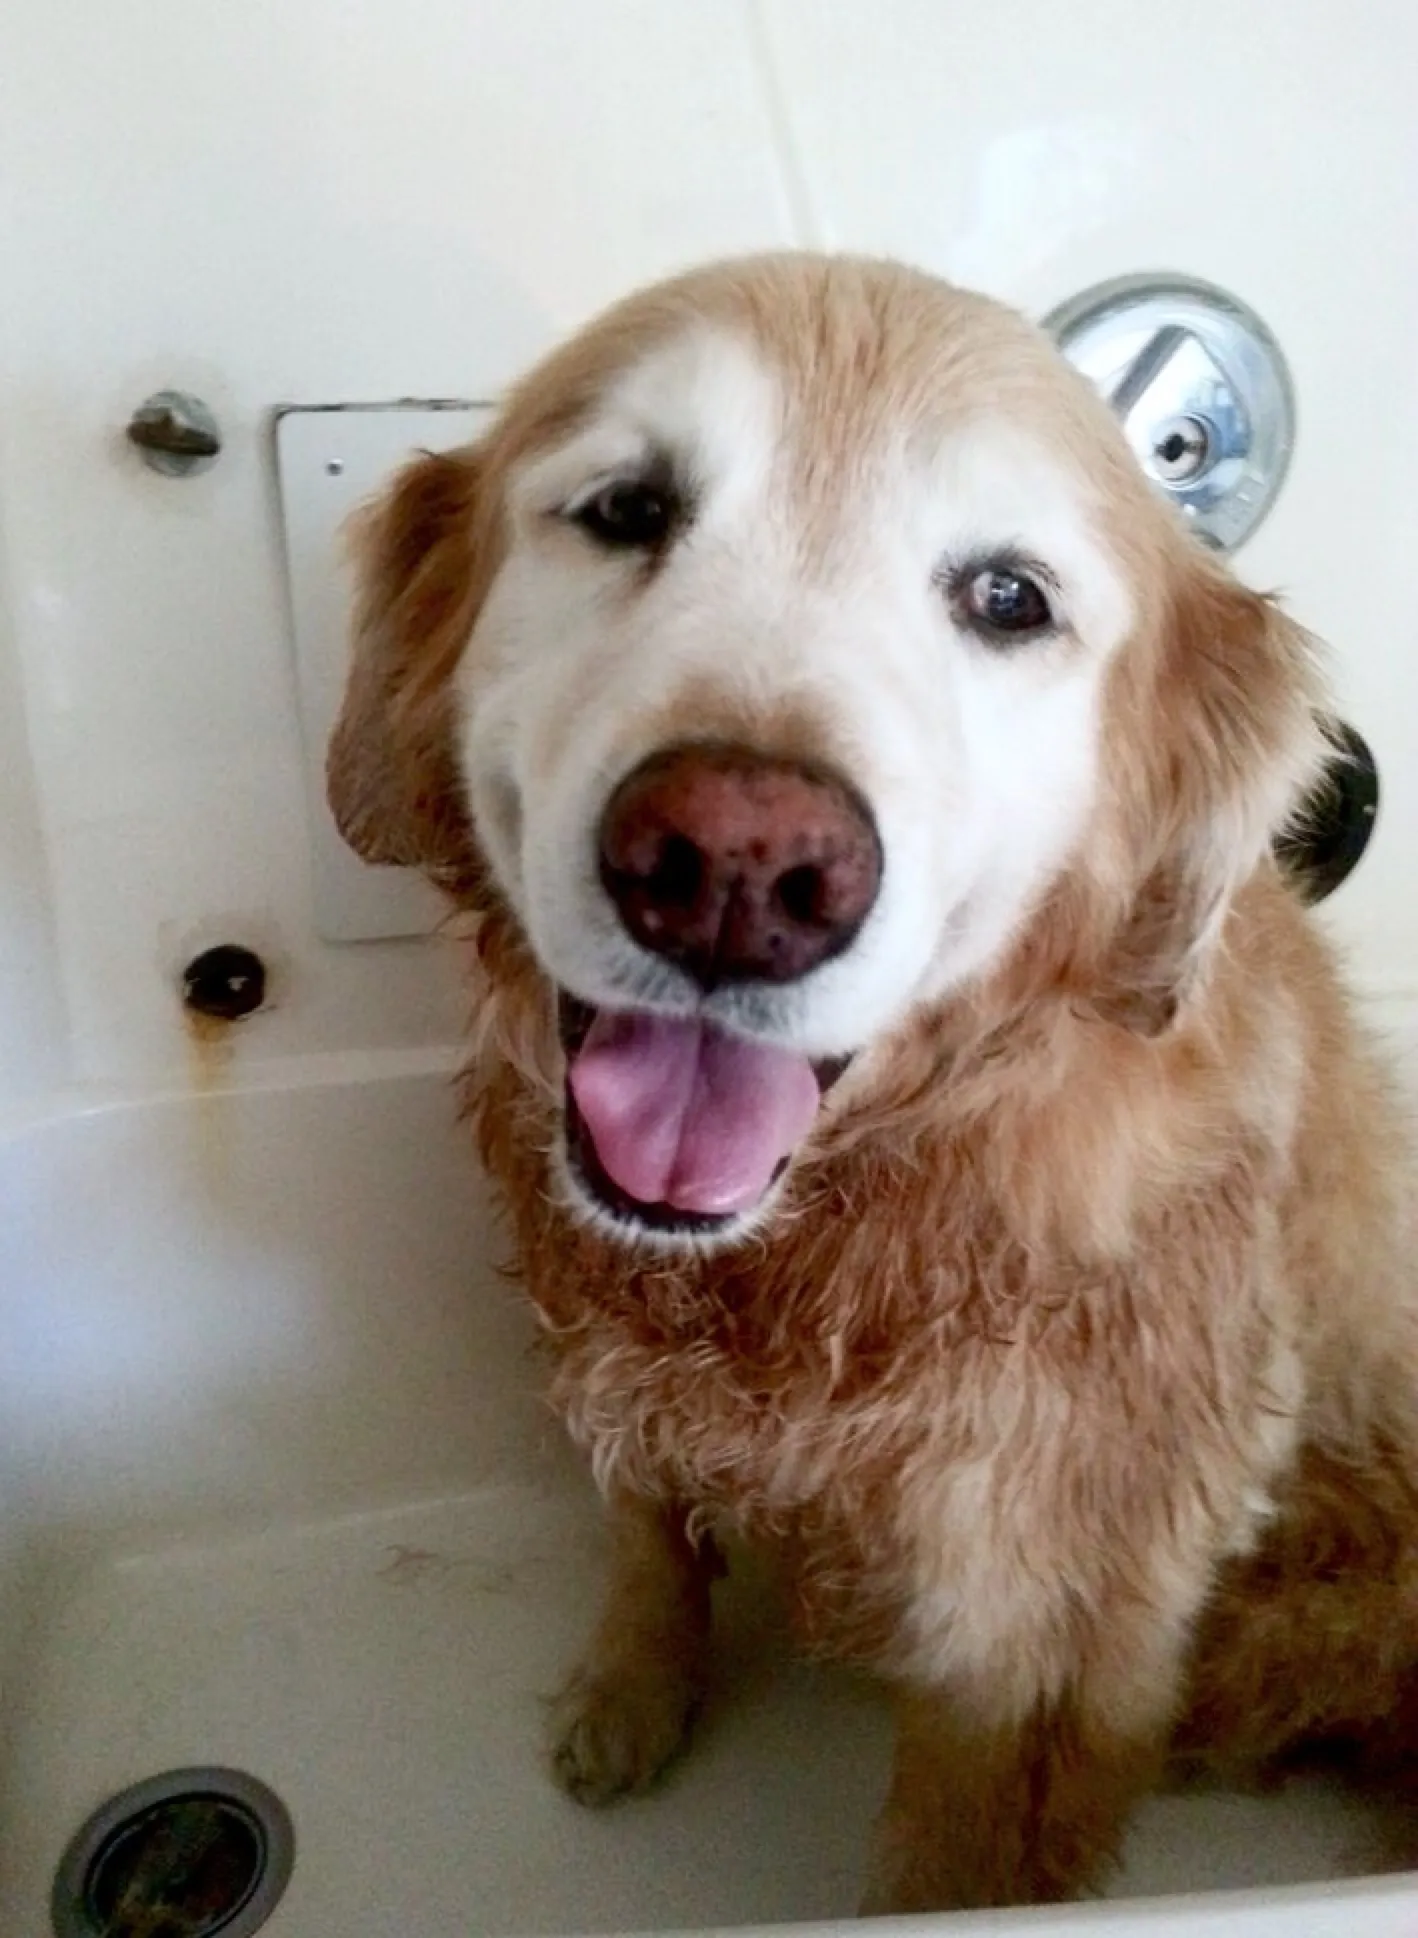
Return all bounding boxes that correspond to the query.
[52,1768,295,1938]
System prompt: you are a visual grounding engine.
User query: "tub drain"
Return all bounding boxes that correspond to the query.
[52,1768,294,1938]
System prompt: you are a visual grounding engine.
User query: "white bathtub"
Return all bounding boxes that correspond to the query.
[2,1050,1418,1937]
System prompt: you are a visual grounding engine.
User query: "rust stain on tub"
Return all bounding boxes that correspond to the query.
[185,1007,235,1189]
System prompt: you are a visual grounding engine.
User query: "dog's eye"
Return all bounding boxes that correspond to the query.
[573,479,677,551]
[956,565,1056,642]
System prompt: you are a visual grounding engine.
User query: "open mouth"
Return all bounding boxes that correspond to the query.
[558,994,849,1237]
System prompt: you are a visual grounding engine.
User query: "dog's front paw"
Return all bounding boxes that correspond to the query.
[548,1662,699,1805]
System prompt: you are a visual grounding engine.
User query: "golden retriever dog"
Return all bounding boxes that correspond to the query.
[327,253,1417,1913]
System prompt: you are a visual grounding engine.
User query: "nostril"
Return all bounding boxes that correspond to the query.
[775,864,827,928]
[647,832,705,909]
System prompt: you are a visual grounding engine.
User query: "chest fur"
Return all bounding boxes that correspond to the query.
[530,1164,1294,1550]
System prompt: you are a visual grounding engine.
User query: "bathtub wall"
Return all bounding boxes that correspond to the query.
[0,0,1414,1108]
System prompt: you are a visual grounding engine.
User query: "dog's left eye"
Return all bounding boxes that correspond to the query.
[573,479,677,551]
[955,565,1056,642]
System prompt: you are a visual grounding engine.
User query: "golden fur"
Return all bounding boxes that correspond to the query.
[328,254,1417,1913]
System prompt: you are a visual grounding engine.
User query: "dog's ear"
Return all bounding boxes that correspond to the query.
[1088,555,1327,1037]
[326,446,497,896]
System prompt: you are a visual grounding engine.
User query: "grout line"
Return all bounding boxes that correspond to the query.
[744,0,830,250]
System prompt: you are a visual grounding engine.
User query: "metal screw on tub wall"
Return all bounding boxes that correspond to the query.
[126,391,222,477]
[182,945,267,1023]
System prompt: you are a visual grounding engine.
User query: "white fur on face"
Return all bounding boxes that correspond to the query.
[456,324,1135,1059]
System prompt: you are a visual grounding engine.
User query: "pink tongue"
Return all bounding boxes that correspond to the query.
[568,1012,821,1216]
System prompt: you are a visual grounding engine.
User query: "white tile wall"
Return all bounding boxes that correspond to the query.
[0,1,1412,1099]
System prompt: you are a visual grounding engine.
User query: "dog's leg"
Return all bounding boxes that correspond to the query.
[549,1490,717,1805]
[860,1683,1165,1913]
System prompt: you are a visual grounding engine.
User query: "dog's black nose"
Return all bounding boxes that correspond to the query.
[598,743,882,988]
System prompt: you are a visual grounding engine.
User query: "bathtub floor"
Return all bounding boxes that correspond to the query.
[0,1484,1399,1937]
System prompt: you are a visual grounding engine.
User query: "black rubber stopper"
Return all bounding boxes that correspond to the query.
[1274,718,1380,905]
[181,945,267,1022]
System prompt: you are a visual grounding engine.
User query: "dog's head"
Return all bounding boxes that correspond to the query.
[329,253,1325,1250]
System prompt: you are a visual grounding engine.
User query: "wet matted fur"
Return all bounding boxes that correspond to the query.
[328,253,1417,1912]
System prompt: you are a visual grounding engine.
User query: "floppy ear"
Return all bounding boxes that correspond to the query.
[326,446,497,899]
[1088,555,1328,1037]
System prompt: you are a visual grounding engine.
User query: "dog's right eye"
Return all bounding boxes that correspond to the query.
[572,480,676,551]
